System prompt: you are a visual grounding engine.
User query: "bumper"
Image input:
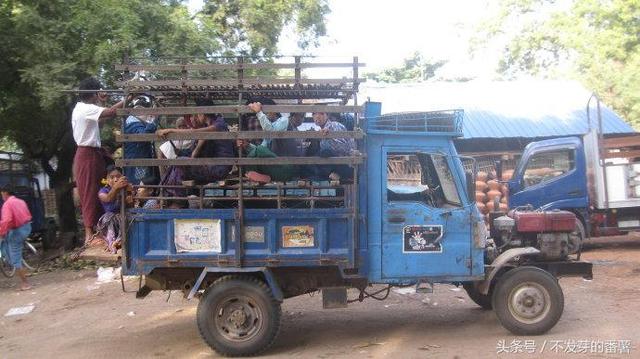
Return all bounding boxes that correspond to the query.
[529,260,593,280]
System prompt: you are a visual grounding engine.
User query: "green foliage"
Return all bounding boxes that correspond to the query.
[200,0,329,56]
[0,0,329,150]
[0,137,18,152]
[475,0,640,128]
[365,52,447,83]
[0,0,328,233]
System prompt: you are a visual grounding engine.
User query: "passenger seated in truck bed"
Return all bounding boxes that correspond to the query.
[157,99,235,194]
[123,95,158,184]
[188,102,235,182]
[306,111,356,182]
[236,115,299,184]
[237,139,298,183]
[247,98,304,157]
[242,113,264,146]
[329,112,355,131]
[158,117,193,160]
[157,117,193,179]
[97,166,132,253]
[135,176,160,209]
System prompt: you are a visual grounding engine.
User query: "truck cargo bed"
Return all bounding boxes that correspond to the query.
[585,130,640,209]
[124,207,355,275]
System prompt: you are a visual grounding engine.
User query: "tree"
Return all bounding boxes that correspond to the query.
[0,0,328,245]
[0,137,18,152]
[365,52,447,83]
[201,0,329,55]
[474,0,640,127]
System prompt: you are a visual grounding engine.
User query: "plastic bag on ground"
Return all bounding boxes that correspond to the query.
[96,266,121,283]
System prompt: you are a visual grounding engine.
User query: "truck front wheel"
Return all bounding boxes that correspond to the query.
[197,275,281,357]
[492,266,564,335]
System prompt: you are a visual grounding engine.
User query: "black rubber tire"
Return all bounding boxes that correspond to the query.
[0,255,16,278]
[463,282,493,310]
[197,275,281,357]
[492,266,564,335]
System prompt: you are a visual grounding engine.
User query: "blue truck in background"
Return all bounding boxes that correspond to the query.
[508,112,640,249]
[114,58,593,357]
[0,151,56,249]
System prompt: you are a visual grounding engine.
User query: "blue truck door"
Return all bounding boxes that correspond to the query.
[381,149,472,279]
[509,138,586,210]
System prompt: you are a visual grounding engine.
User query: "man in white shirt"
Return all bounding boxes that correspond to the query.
[71,77,128,244]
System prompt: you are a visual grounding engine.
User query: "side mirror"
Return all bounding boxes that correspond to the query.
[458,155,478,204]
[465,171,475,203]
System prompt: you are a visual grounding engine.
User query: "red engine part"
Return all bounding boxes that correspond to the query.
[509,210,576,233]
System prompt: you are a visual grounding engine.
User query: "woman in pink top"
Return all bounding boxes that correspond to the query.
[0,185,33,290]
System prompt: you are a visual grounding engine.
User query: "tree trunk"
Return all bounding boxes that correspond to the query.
[53,180,76,232]
[46,131,79,248]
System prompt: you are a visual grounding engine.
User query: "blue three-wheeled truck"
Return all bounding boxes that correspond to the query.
[114,58,592,357]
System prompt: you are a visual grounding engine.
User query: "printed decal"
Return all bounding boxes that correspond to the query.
[282,225,315,248]
[174,219,221,253]
[244,226,265,243]
[403,225,443,253]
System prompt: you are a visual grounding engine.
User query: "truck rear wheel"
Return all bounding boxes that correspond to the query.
[492,266,564,335]
[197,275,281,357]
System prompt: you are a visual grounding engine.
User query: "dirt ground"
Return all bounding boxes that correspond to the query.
[1,235,640,359]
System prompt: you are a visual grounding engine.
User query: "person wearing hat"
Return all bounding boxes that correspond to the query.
[123,95,158,183]
[71,77,131,245]
[0,185,33,290]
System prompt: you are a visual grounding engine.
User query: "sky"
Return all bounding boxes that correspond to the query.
[183,1,609,121]
[187,0,502,80]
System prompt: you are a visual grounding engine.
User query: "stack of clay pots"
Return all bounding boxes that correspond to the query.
[475,169,513,225]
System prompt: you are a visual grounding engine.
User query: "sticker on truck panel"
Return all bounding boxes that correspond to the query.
[282,225,315,248]
[174,219,222,253]
[244,226,265,243]
[403,225,443,253]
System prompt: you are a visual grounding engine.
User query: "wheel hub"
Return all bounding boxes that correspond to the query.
[510,284,548,321]
[229,309,248,328]
[214,296,263,342]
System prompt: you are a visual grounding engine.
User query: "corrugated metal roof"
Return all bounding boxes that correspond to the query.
[361,80,635,139]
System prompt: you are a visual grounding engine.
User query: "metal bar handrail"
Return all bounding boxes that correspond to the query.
[133,186,350,191]
[64,89,358,95]
[117,130,364,142]
[116,105,363,116]
[114,62,366,72]
[116,156,363,167]
[134,196,347,201]
[117,78,365,87]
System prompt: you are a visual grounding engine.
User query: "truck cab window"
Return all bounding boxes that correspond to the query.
[387,153,461,208]
[523,149,575,188]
